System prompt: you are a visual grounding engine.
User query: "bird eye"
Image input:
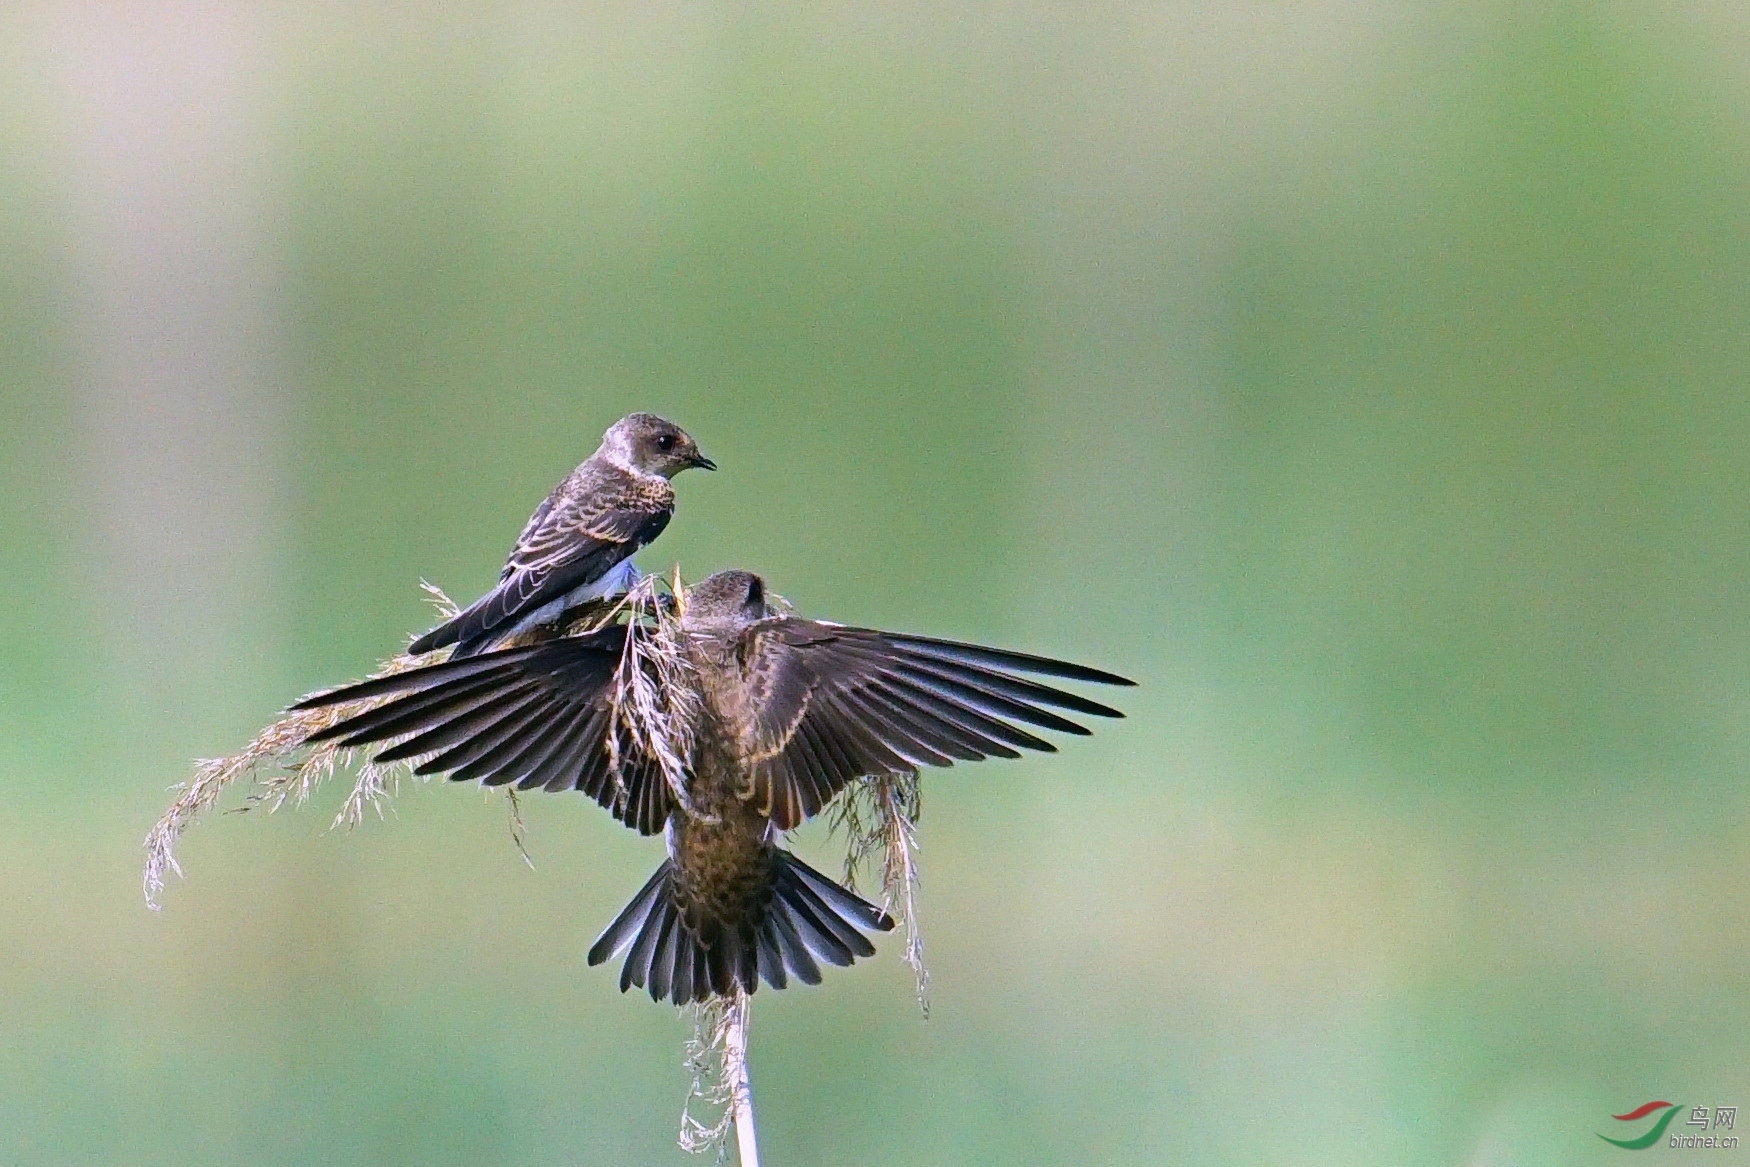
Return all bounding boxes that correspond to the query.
[655,434,677,452]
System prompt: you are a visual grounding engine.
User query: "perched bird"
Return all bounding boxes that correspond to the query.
[294,570,1134,1004]
[407,412,714,659]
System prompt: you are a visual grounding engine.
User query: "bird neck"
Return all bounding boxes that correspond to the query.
[597,446,674,481]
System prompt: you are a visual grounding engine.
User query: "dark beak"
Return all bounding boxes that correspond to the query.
[689,452,717,471]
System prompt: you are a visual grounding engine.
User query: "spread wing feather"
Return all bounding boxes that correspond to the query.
[738,619,1134,830]
[292,630,674,834]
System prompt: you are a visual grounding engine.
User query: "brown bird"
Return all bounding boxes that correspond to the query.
[407,412,714,659]
[294,570,1134,1004]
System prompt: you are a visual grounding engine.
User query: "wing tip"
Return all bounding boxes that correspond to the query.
[885,632,1136,687]
[298,720,348,743]
[406,623,452,656]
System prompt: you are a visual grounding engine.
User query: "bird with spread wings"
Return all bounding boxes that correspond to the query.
[295,570,1133,1005]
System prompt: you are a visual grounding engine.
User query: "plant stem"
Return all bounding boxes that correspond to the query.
[725,995,759,1167]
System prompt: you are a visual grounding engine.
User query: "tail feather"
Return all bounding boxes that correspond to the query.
[790,859,893,932]
[755,929,787,990]
[648,905,681,1003]
[619,892,669,994]
[669,928,694,1004]
[587,853,894,1005]
[771,907,823,986]
[590,864,666,967]
[781,884,863,965]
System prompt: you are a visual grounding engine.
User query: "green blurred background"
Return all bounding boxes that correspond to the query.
[3,2,1749,1163]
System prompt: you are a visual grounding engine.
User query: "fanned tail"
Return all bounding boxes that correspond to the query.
[586,852,894,1006]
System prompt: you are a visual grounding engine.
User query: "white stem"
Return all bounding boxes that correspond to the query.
[725,996,759,1167]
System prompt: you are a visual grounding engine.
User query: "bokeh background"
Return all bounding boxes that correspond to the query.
[4,1,1749,1163]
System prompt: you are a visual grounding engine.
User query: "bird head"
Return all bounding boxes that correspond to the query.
[600,413,716,478]
[681,570,772,632]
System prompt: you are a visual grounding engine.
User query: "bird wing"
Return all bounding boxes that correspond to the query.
[408,471,673,655]
[735,619,1135,830]
[292,630,675,834]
